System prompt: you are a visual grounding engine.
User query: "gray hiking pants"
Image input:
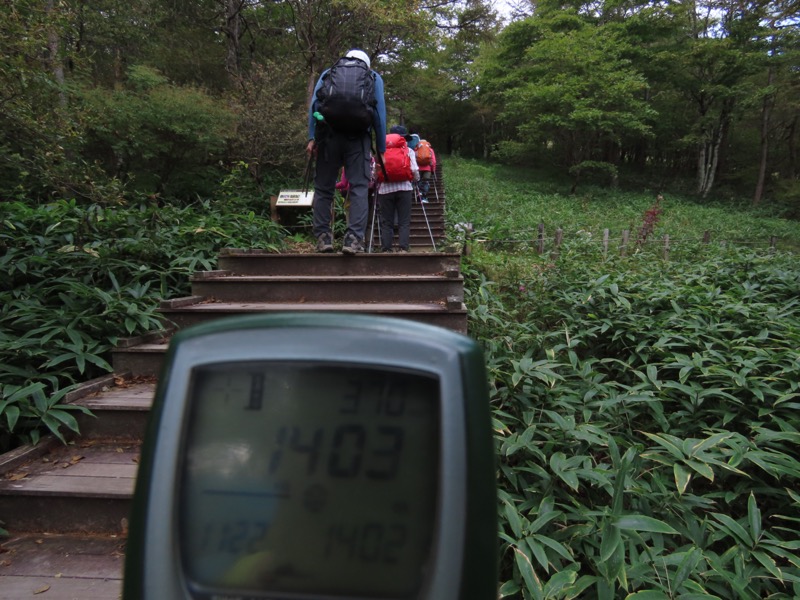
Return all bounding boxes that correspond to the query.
[312,131,372,242]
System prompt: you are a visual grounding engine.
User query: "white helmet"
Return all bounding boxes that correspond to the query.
[345,49,371,69]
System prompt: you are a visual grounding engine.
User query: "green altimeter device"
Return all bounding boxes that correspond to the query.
[123,313,497,600]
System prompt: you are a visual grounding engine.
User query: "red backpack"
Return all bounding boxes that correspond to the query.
[416,140,433,166]
[377,134,413,182]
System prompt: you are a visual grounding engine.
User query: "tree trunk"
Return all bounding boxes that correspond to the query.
[753,66,775,205]
[46,0,66,107]
[697,107,731,198]
[224,0,242,80]
[787,115,798,180]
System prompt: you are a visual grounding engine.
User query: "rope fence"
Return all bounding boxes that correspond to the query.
[464,223,781,260]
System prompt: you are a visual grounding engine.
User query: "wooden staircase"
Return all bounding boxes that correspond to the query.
[112,250,466,378]
[0,163,466,598]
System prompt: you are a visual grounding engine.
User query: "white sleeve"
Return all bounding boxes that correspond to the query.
[408,148,420,181]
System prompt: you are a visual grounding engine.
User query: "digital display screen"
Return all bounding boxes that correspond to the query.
[178,361,440,598]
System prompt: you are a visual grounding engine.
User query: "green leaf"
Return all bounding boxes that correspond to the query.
[688,432,734,455]
[600,521,621,562]
[710,513,754,547]
[531,533,573,562]
[614,515,678,534]
[684,459,714,482]
[643,432,685,459]
[40,414,67,444]
[46,409,80,434]
[526,536,551,572]
[527,510,561,534]
[544,569,578,596]
[752,550,783,581]
[672,547,703,592]
[5,405,20,431]
[498,580,521,598]
[5,383,46,405]
[513,546,543,600]
[674,463,692,495]
[747,493,761,543]
[504,501,523,538]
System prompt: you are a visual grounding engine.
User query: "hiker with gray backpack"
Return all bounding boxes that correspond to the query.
[306,49,387,254]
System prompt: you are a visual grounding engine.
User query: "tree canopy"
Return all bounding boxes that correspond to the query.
[0,0,798,205]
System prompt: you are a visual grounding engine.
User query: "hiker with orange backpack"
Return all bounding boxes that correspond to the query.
[376,125,419,253]
[410,134,436,203]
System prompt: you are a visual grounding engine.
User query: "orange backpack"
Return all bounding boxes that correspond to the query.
[377,134,413,182]
[415,140,433,166]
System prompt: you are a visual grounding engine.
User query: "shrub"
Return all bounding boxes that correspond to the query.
[79,65,235,199]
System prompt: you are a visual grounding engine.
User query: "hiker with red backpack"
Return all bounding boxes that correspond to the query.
[306,49,387,254]
[376,125,419,253]
[410,134,437,203]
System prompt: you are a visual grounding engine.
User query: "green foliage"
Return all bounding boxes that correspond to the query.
[481,12,656,173]
[472,1,800,201]
[227,61,308,184]
[451,158,800,598]
[0,196,285,450]
[445,157,800,250]
[79,66,235,198]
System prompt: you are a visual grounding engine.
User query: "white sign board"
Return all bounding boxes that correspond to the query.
[276,190,314,206]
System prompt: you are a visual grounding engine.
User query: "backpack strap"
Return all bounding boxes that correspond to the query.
[374,140,389,182]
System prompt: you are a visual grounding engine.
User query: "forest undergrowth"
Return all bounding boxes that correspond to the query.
[2,158,800,598]
[446,157,800,598]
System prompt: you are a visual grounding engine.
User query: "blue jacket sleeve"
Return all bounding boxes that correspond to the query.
[308,72,327,141]
[372,73,387,154]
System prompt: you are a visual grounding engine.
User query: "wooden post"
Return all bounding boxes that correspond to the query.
[537,223,545,254]
[551,228,563,259]
[620,230,629,256]
[702,230,711,244]
[770,235,777,253]
[603,229,609,259]
[663,234,670,260]
[270,195,279,222]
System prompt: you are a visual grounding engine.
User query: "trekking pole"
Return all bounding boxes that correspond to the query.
[368,185,381,253]
[302,149,315,194]
[415,184,436,252]
[431,169,440,203]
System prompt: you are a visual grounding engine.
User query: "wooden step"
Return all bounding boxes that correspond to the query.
[116,303,468,377]
[189,274,464,303]
[0,533,124,598]
[370,233,446,250]
[0,439,139,534]
[68,375,156,440]
[159,300,467,330]
[217,249,461,276]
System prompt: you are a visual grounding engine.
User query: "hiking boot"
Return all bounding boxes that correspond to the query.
[381,248,393,253]
[397,248,409,253]
[316,232,334,253]
[342,234,364,255]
